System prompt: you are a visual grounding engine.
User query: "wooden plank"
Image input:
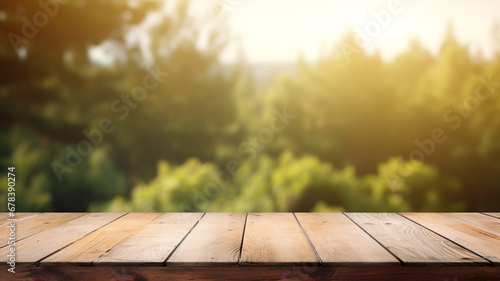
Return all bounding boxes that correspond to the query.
[295,213,399,266]
[167,213,246,266]
[0,213,41,227]
[240,213,318,266]
[41,213,161,265]
[94,213,203,265]
[0,213,9,221]
[7,266,500,281]
[345,213,488,265]
[402,213,500,264]
[0,213,85,247]
[0,212,40,222]
[0,213,124,265]
[484,213,500,219]
[10,212,41,221]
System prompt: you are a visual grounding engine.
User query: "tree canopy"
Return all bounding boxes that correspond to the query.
[1,1,499,212]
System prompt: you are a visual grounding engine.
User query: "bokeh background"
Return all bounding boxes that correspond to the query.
[1,0,499,212]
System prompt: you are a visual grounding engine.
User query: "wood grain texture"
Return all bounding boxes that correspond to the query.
[0,213,85,247]
[402,212,500,264]
[1,211,498,276]
[94,213,203,265]
[484,213,500,219]
[0,213,124,265]
[345,213,488,265]
[0,213,41,228]
[42,213,160,265]
[167,213,246,266]
[0,213,9,222]
[5,266,500,281]
[295,213,399,266]
[240,213,319,266]
[0,213,40,225]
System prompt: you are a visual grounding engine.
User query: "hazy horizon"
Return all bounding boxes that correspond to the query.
[214,0,500,63]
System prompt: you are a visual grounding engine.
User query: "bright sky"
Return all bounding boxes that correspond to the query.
[88,0,500,65]
[204,0,500,63]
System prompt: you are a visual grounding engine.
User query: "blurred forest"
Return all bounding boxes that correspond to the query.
[1,0,499,212]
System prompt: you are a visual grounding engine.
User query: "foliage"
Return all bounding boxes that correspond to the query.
[0,1,498,211]
[93,152,464,212]
[262,28,500,211]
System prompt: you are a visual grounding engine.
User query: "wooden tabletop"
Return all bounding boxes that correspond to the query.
[1,212,499,280]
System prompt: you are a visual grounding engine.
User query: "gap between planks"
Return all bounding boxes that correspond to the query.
[345,213,488,266]
[399,213,500,264]
[237,213,249,264]
[295,213,400,266]
[0,213,87,250]
[167,213,246,266]
[481,212,500,219]
[42,213,161,266]
[239,213,319,266]
[36,213,128,266]
[342,212,404,265]
[292,212,324,265]
[162,212,207,266]
[4,212,499,268]
[95,213,204,266]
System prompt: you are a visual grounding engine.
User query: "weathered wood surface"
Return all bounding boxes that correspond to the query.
[0,213,85,248]
[0,213,40,227]
[7,266,500,281]
[344,213,487,265]
[240,213,319,265]
[42,213,159,265]
[167,213,246,266]
[295,213,399,266]
[95,213,203,266]
[0,212,498,280]
[484,212,500,219]
[0,213,124,265]
[401,212,500,264]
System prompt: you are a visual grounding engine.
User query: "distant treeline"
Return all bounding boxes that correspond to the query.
[0,1,499,212]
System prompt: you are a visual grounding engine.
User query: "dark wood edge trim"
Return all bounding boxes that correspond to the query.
[3,265,500,281]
